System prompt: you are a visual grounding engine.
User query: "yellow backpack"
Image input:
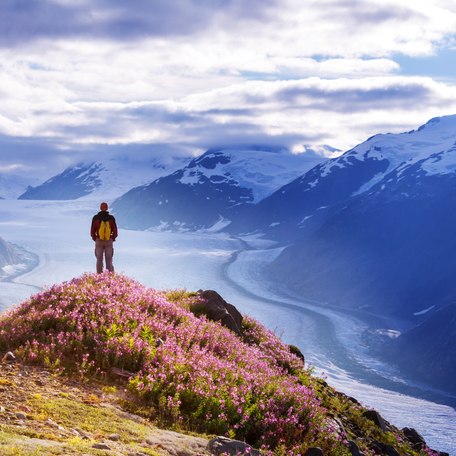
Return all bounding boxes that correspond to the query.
[98,220,112,241]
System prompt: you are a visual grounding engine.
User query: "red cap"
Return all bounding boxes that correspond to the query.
[100,202,108,211]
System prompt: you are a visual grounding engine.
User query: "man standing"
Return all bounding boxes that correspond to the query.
[90,202,118,273]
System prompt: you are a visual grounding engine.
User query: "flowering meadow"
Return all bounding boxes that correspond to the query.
[0,273,431,455]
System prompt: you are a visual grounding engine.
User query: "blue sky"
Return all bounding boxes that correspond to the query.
[1,0,456,178]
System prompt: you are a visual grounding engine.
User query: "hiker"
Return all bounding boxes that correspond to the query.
[90,202,118,273]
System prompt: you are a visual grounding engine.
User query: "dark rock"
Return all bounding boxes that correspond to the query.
[347,440,364,456]
[15,412,27,420]
[288,344,305,362]
[194,290,243,336]
[208,436,260,455]
[2,352,16,363]
[156,337,164,347]
[304,448,324,456]
[92,443,111,450]
[108,433,121,441]
[347,396,361,405]
[377,442,400,456]
[362,410,387,432]
[402,427,426,449]
[369,441,382,454]
[370,440,401,456]
[385,302,456,394]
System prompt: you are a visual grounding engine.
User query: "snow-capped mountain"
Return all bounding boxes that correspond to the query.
[0,174,40,199]
[253,114,456,394]
[19,162,104,200]
[18,156,189,201]
[229,115,456,239]
[112,146,328,230]
[260,115,456,312]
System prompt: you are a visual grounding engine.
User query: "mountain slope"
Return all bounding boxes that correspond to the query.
[262,114,456,395]
[229,115,456,240]
[18,156,188,201]
[19,162,104,200]
[112,146,328,231]
[269,170,456,317]
[383,302,456,393]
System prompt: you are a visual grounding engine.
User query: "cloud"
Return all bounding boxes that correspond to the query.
[1,0,455,58]
[5,75,456,159]
[0,0,279,46]
[1,0,456,178]
[274,77,435,110]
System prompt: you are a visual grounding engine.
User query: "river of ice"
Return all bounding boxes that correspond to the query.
[0,199,455,455]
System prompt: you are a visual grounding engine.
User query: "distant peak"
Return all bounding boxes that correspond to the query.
[416,114,456,132]
[204,145,288,155]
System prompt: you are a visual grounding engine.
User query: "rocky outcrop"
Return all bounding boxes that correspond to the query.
[303,448,324,456]
[192,289,243,336]
[362,410,388,433]
[402,427,427,451]
[208,436,260,455]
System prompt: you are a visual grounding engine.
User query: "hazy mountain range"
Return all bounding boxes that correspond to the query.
[17,155,190,201]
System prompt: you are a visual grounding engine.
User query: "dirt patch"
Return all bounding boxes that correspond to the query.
[0,361,211,456]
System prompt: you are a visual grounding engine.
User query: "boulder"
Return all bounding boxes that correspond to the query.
[288,344,305,362]
[146,428,209,455]
[348,440,364,456]
[208,436,260,455]
[402,427,426,450]
[304,448,324,456]
[194,290,243,336]
[2,352,16,364]
[362,410,387,432]
[92,443,111,450]
[372,441,400,456]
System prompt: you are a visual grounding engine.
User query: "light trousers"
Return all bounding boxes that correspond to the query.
[95,239,114,273]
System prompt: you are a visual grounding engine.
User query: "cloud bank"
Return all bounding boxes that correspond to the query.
[1,0,456,177]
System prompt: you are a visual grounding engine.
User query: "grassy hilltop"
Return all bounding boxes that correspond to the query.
[0,273,440,455]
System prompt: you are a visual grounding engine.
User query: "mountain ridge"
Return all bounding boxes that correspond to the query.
[228,114,456,239]
[112,146,329,231]
[17,154,190,201]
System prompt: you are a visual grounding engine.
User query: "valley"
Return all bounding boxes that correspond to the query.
[0,198,455,454]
